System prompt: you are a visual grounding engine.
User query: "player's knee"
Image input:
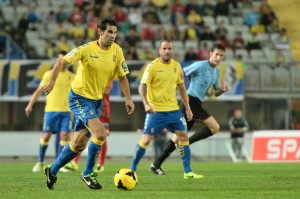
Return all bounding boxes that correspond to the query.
[71,142,87,152]
[211,123,220,134]
[94,133,106,141]
[141,135,153,146]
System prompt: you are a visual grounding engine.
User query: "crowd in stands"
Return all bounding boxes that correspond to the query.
[0,0,293,63]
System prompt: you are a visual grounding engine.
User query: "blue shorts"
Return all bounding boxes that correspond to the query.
[143,110,187,136]
[43,112,72,134]
[69,90,102,132]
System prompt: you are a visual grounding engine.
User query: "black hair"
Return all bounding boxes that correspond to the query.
[210,43,225,52]
[59,50,68,56]
[97,16,118,31]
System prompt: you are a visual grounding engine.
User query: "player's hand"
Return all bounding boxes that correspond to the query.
[221,82,228,93]
[186,108,193,121]
[25,106,32,117]
[144,103,155,114]
[125,98,135,115]
[43,81,55,95]
[106,130,110,136]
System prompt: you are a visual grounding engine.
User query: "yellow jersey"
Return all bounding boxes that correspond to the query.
[64,41,129,100]
[40,70,75,112]
[141,58,184,112]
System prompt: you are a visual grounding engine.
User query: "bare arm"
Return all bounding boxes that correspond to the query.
[44,57,69,95]
[25,86,44,117]
[178,83,193,121]
[118,75,135,115]
[138,83,155,113]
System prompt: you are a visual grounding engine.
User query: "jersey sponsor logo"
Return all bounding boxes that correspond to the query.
[90,55,98,58]
[113,55,116,62]
[67,50,76,58]
[122,61,129,72]
[90,110,94,115]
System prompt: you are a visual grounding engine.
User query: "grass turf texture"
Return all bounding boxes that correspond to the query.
[0,161,299,199]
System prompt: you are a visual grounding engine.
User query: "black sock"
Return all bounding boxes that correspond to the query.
[189,127,213,145]
[153,139,176,167]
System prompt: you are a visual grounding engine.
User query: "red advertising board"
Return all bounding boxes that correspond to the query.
[251,131,300,162]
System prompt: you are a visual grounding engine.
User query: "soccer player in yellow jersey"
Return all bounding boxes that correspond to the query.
[43,17,135,190]
[25,51,74,173]
[130,40,203,179]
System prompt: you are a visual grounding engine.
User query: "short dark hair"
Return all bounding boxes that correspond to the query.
[159,39,173,48]
[210,43,225,52]
[59,51,68,56]
[97,17,118,31]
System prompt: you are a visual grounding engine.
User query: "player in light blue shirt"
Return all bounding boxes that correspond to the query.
[150,44,228,175]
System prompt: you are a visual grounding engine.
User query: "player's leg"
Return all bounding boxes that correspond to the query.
[58,131,69,156]
[175,130,203,179]
[130,134,153,171]
[189,116,219,144]
[33,132,52,172]
[151,102,196,171]
[131,112,165,172]
[95,116,109,173]
[45,129,89,189]
[95,141,107,173]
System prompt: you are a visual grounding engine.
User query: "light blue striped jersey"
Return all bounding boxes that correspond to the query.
[183,60,220,102]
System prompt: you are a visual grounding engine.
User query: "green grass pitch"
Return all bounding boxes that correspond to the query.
[0,161,299,199]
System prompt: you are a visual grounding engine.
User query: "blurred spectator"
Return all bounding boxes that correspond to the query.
[197,42,210,60]
[259,0,272,15]
[139,45,156,60]
[187,9,204,27]
[171,7,187,41]
[250,19,265,34]
[184,21,201,41]
[274,28,290,66]
[184,47,198,61]
[18,13,29,36]
[275,28,290,51]
[215,20,228,39]
[55,22,69,38]
[150,0,168,10]
[141,23,156,41]
[27,6,38,30]
[99,5,111,18]
[127,7,142,27]
[260,5,277,32]
[246,33,261,54]
[214,0,229,18]
[45,10,56,24]
[56,35,72,53]
[228,109,249,160]
[122,0,140,9]
[45,40,56,59]
[200,26,216,41]
[73,36,85,47]
[201,0,215,17]
[186,0,201,15]
[86,10,98,29]
[126,46,139,60]
[219,34,231,49]
[113,5,127,23]
[142,4,160,24]
[173,52,181,62]
[69,21,85,39]
[125,28,141,48]
[232,32,245,52]
[85,23,97,40]
[245,6,260,28]
[69,5,84,25]
[56,5,68,24]
[171,0,186,14]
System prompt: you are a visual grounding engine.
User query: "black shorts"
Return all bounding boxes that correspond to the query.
[180,95,211,131]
